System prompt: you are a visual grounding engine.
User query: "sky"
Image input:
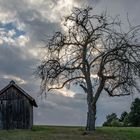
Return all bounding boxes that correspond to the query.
[0,0,140,126]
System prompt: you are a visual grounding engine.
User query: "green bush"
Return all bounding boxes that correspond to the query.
[110,119,123,127]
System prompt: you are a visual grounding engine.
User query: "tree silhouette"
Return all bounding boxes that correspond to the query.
[37,7,140,131]
[129,98,140,126]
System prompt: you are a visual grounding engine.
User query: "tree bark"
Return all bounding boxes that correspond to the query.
[86,103,96,131]
[86,78,105,131]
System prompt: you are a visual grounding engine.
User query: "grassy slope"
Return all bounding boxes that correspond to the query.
[0,126,140,140]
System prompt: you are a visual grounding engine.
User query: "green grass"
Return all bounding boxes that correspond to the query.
[0,126,140,140]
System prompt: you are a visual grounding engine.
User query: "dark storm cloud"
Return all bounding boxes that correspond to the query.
[0,46,33,74]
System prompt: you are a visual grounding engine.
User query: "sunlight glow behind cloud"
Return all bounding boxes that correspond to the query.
[1,74,27,84]
[56,87,76,97]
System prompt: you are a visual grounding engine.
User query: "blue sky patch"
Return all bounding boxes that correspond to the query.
[0,22,26,39]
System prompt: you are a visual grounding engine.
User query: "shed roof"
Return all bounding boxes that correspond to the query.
[0,80,37,107]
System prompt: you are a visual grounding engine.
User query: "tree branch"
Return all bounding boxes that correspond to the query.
[48,76,84,91]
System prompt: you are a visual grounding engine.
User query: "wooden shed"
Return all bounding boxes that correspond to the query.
[0,80,37,130]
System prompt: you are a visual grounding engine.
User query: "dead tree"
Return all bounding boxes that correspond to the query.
[37,7,140,131]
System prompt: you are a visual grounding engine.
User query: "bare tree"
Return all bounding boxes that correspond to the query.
[37,7,140,131]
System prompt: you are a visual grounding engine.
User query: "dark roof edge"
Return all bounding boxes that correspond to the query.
[0,81,38,107]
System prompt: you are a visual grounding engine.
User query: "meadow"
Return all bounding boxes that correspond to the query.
[0,126,140,140]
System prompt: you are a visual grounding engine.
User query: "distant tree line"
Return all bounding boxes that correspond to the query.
[103,98,140,127]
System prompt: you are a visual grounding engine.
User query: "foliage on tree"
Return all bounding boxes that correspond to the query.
[103,98,140,127]
[123,113,130,126]
[103,112,127,127]
[129,98,140,127]
[106,113,118,123]
[37,6,140,131]
[119,111,128,122]
[111,119,123,127]
[103,113,119,126]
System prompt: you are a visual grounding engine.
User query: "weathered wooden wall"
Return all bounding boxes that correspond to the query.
[0,86,33,129]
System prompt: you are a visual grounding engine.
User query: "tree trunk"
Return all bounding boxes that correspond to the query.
[85,78,105,131]
[86,104,96,131]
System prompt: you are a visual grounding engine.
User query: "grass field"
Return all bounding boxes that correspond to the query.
[0,126,140,140]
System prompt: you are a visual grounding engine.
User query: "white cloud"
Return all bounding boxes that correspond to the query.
[0,38,3,45]
[50,0,80,22]
[24,0,81,23]
[0,11,16,24]
[0,27,29,47]
[16,35,29,47]
[1,74,27,85]
[8,29,16,37]
[53,87,76,97]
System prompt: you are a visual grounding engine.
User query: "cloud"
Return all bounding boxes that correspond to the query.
[1,74,27,84]
[54,87,76,97]
[34,92,87,126]
[16,35,29,47]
